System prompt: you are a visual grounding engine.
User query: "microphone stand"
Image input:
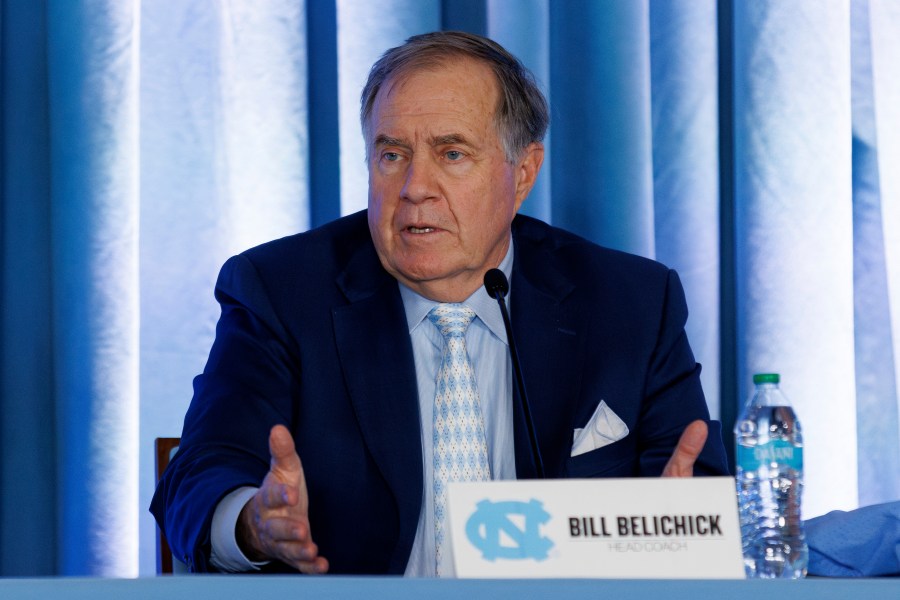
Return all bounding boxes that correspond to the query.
[484,269,545,479]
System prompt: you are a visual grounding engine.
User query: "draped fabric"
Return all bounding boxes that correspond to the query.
[734,1,859,521]
[2,0,141,576]
[1,0,898,576]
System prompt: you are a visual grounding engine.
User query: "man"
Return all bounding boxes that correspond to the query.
[151,31,728,576]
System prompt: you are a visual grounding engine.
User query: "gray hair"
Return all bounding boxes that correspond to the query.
[360,31,549,163]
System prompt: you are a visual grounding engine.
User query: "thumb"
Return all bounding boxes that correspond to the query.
[269,424,301,478]
[662,420,708,478]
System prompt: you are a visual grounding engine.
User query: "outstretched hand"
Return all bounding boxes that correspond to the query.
[661,419,709,478]
[236,424,329,573]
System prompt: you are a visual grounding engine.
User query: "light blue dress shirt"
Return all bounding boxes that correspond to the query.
[401,243,516,578]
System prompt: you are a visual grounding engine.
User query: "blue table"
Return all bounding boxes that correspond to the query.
[1,576,897,599]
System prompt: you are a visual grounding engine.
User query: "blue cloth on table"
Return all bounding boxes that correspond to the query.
[806,501,900,577]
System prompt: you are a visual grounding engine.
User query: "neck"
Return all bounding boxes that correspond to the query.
[401,276,483,303]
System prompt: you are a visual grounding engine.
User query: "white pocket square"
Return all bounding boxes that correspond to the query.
[571,400,630,457]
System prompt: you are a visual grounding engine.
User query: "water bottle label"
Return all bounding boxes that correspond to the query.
[737,440,802,470]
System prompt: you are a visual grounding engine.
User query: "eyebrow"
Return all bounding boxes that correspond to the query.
[374,134,409,149]
[372,133,473,148]
[432,134,471,147]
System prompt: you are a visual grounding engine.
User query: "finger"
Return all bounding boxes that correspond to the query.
[256,515,314,546]
[662,420,708,478]
[269,424,302,477]
[293,555,329,575]
[257,523,327,572]
[268,538,319,564]
[259,479,299,510]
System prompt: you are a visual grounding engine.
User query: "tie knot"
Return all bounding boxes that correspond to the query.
[427,303,475,339]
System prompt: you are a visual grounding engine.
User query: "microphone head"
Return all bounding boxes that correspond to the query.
[483,268,509,299]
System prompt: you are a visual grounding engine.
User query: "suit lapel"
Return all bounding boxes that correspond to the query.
[332,242,423,571]
[510,218,586,479]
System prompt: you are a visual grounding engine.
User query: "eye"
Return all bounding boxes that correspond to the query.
[381,151,401,162]
[445,150,464,161]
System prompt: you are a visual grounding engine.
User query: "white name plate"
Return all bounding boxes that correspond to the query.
[447,477,744,579]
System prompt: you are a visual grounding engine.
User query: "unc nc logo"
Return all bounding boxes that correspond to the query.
[465,499,554,561]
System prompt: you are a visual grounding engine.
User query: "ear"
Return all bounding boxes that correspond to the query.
[513,142,545,211]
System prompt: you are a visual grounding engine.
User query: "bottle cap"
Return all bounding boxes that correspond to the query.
[753,373,780,384]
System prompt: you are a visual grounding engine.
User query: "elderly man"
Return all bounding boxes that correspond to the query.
[151,31,728,576]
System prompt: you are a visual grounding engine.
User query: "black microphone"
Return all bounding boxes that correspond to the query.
[484,268,545,479]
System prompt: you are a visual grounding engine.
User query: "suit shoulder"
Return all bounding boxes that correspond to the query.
[237,210,371,274]
[241,210,369,260]
[512,214,670,282]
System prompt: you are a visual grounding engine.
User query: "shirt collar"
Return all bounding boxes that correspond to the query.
[398,239,513,345]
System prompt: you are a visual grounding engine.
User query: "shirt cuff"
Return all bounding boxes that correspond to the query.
[209,486,271,572]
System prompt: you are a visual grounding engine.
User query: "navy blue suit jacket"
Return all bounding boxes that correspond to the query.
[151,210,728,574]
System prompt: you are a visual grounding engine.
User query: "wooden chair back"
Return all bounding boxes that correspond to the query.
[154,437,181,574]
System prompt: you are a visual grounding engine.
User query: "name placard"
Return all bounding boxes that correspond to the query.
[447,477,744,579]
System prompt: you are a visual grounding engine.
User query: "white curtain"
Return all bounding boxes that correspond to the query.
[851,0,900,507]
[49,0,140,576]
[734,2,858,517]
[138,0,311,574]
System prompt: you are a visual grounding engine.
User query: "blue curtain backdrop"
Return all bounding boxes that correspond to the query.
[1,0,898,576]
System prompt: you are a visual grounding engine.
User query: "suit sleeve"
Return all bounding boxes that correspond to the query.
[150,254,299,572]
[635,269,730,476]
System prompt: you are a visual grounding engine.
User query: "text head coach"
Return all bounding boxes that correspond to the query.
[151,30,729,576]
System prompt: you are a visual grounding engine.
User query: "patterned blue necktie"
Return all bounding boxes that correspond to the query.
[428,303,491,576]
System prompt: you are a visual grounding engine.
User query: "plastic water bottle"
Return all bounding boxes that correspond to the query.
[734,373,808,578]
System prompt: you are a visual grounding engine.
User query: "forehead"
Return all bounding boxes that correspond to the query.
[369,58,500,135]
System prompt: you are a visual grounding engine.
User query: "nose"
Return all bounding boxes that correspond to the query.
[400,154,439,204]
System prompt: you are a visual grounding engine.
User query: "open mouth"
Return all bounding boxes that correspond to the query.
[406,226,437,234]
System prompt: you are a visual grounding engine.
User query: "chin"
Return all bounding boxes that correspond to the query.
[393,251,445,274]
[393,260,456,284]
[398,267,449,284]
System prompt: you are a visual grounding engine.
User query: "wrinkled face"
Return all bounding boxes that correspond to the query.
[366,58,543,302]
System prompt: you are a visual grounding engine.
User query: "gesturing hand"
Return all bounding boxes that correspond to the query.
[236,424,329,573]
[661,419,709,478]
